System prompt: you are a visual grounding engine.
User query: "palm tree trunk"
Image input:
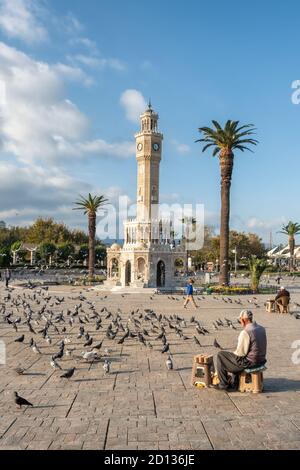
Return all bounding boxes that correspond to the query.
[289,235,295,272]
[219,151,233,286]
[88,212,96,279]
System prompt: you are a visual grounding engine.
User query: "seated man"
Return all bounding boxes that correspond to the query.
[275,286,290,312]
[213,310,267,391]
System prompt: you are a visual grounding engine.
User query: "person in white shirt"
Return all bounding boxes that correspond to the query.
[213,310,267,391]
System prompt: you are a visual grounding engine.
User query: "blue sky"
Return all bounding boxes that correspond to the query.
[0,0,299,245]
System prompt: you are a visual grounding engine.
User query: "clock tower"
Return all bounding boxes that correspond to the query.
[106,100,187,289]
[135,101,163,221]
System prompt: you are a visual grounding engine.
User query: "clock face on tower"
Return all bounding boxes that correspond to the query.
[153,143,160,151]
[137,143,143,151]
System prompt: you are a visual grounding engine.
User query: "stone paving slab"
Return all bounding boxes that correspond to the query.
[1,283,300,449]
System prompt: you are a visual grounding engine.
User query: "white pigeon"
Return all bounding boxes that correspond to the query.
[166,355,173,370]
[81,351,98,361]
[103,359,110,374]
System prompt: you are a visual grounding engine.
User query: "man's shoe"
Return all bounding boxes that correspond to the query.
[227,384,239,392]
[210,384,228,391]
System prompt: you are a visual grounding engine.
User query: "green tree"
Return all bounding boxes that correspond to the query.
[26,218,70,244]
[69,229,89,245]
[0,247,11,267]
[73,194,108,279]
[78,244,89,263]
[57,243,75,261]
[248,256,267,293]
[95,245,106,266]
[278,221,300,271]
[10,240,22,252]
[192,230,265,270]
[196,120,258,285]
[38,242,57,264]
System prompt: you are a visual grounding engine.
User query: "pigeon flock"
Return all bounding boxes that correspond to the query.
[1,285,298,409]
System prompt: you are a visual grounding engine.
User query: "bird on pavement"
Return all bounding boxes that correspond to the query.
[14,392,33,408]
[60,367,75,379]
[103,359,110,374]
[161,343,170,354]
[50,359,62,370]
[84,337,93,347]
[213,338,222,349]
[93,340,103,350]
[166,355,173,370]
[14,335,25,343]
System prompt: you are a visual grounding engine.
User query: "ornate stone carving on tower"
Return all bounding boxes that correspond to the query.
[106,102,187,289]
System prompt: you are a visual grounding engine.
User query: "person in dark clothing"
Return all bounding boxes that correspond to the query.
[213,310,267,391]
[4,268,11,288]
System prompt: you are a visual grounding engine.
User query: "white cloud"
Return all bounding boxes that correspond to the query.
[120,89,147,122]
[0,42,134,164]
[53,137,135,160]
[68,54,126,71]
[171,139,191,154]
[246,217,284,231]
[64,12,83,34]
[0,161,125,229]
[0,0,48,44]
[53,63,94,86]
[69,37,98,52]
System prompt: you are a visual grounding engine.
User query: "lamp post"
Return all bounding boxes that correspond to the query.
[231,248,238,276]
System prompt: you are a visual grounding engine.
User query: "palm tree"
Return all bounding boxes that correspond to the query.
[248,256,267,293]
[196,120,258,286]
[73,194,108,279]
[278,221,300,271]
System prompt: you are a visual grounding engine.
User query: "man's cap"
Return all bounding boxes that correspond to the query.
[239,310,253,321]
[280,286,285,290]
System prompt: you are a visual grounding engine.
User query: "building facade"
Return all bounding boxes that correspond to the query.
[106,103,187,288]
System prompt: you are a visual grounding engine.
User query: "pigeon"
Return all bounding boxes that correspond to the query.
[50,359,62,370]
[14,367,25,375]
[93,341,103,350]
[103,359,110,374]
[166,355,173,370]
[14,392,33,408]
[14,335,25,343]
[84,337,93,347]
[213,338,222,349]
[60,367,75,379]
[31,342,41,354]
[161,343,170,354]
[193,336,202,347]
[81,351,99,361]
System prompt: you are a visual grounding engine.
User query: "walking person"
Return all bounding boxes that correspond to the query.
[4,268,11,288]
[184,279,198,309]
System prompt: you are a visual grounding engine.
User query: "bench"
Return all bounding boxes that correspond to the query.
[239,365,267,394]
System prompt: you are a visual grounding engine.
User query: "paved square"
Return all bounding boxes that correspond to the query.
[1,283,300,450]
